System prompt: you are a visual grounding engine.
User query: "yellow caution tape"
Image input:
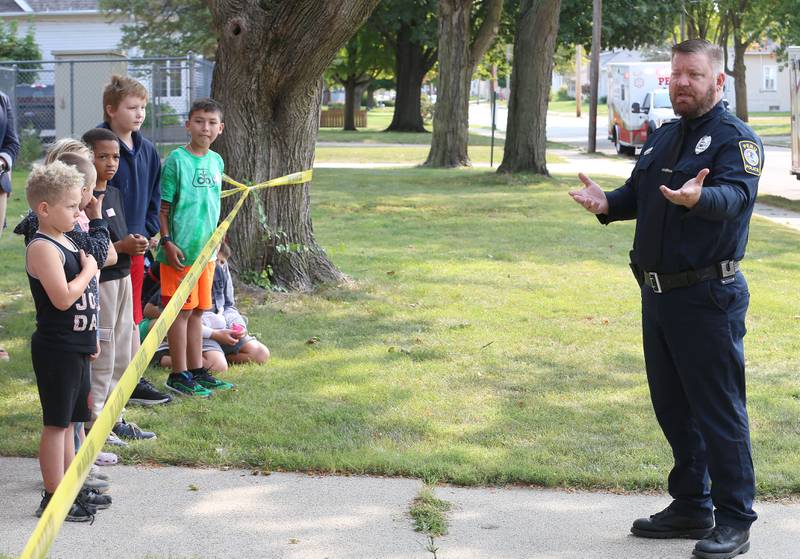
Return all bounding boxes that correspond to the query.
[220,169,312,199]
[20,168,310,559]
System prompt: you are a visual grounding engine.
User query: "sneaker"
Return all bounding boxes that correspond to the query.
[166,371,212,397]
[83,474,110,493]
[94,451,118,466]
[89,464,112,481]
[79,488,112,510]
[129,377,173,406]
[113,419,157,441]
[36,491,95,523]
[192,368,235,391]
[106,431,129,447]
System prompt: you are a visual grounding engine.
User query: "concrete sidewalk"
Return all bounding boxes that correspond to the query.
[1,457,798,559]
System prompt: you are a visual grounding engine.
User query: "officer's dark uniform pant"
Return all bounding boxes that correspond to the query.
[641,273,756,530]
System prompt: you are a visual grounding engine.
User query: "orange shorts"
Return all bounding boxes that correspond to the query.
[160,260,216,311]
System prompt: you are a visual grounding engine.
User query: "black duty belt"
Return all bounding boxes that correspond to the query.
[632,260,740,294]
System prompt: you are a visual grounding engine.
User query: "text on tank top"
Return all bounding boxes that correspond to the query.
[26,232,98,353]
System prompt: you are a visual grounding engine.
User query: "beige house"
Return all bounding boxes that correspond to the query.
[739,49,791,112]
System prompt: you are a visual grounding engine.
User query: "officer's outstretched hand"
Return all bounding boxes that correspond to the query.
[569,173,609,215]
[660,168,709,209]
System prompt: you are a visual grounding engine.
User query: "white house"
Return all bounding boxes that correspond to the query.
[741,48,791,112]
[0,1,211,141]
[0,0,132,61]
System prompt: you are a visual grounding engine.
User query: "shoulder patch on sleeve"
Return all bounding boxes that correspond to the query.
[738,140,761,176]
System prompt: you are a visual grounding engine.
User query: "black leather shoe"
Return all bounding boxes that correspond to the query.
[693,526,750,558]
[631,506,714,539]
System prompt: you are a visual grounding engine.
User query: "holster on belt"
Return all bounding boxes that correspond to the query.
[628,250,643,287]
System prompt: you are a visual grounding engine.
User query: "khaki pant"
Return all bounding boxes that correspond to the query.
[0,191,7,238]
[91,276,136,421]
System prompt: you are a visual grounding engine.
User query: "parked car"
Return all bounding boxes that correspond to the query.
[14,83,55,138]
[635,88,679,135]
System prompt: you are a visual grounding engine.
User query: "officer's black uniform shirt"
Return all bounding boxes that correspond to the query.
[600,101,762,273]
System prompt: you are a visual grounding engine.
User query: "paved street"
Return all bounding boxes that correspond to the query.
[469,102,800,200]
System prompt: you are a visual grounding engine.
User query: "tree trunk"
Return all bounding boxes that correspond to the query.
[354,80,370,111]
[425,0,503,168]
[497,0,561,175]
[587,0,601,153]
[342,75,371,130]
[386,22,435,132]
[425,0,471,167]
[209,0,379,291]
[344,79,358,130]
[732,39,748,122]
[365,86,376,109]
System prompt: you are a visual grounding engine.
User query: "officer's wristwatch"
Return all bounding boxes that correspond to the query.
[159,235,173,247]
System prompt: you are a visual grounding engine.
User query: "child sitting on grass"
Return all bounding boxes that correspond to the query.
[141,242,269,371]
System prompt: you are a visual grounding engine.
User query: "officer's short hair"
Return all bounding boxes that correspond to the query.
[672,39,724,75]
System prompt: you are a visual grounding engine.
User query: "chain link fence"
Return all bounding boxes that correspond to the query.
[0,54,213,157]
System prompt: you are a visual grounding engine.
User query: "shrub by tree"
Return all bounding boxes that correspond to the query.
[0,20,42,85]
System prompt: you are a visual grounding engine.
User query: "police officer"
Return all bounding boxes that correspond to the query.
[570,39,760,559]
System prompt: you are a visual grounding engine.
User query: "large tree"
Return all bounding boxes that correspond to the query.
[497,0,561,174]
[371,0,439,132]
[209,0,379,290]
[327,26,391,130]
[100,0,217,57]
[670,0,797,122]
[424,0,503,168]
[558,0,675,50]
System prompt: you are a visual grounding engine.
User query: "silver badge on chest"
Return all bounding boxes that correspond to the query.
[695,135,712,154]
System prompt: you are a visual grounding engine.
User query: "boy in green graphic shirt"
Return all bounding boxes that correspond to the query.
[156,98,233,397]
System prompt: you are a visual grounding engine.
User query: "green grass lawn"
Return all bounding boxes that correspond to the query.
[318,107,438,144]
[548,100,609,118]
[756,194,800,213]
[748,114,791,138]
[2,167,800,496]
[314,145,565,165]
[318,106,506,146]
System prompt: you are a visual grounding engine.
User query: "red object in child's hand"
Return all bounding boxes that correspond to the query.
[231,323,245,335]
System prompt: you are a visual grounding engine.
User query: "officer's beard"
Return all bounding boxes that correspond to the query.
[672,83,718,120]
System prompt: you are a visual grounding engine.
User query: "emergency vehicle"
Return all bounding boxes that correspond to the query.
[789,46,800,178]
[607,62,677,155]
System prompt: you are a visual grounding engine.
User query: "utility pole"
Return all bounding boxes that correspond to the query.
[680,0,686,42]
[575,44,582,117]
[588,0,601,153]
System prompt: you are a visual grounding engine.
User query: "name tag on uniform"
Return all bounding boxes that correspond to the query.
[106,208,116,218]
